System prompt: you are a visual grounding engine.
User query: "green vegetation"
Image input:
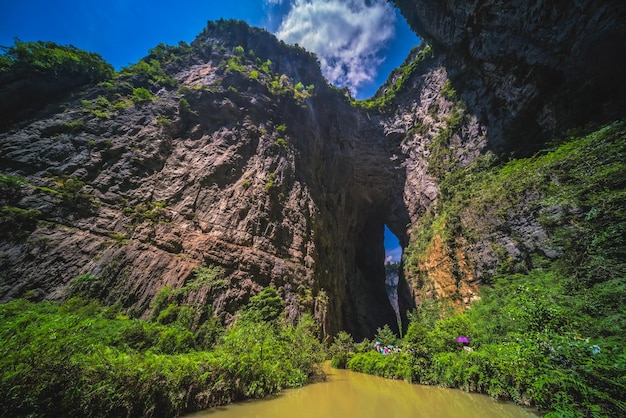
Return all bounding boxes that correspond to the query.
[232,45,245,56]
[108,232,128,244]
[74,44,188,115]
[214,42,314,102]
[267,74,314,102]
[131,87,154,103]
[259,59,272,75]
[156,115,172,127]
[0,40,115,127]
[0,173,98,229]
[220,45,253,78]
[335,122,626,417]
[427,99,468,179]
[189,265,227,292]
[145,41,193,67]
[264,173,277,193]
[81,96,111,119]
[119,58,177,89]
[355,44,433,110]
[178,97,192,116]
[40,120,85,137]
[0,206,41,240]
[122,200,168,224]
[274,138,288,149]
[0,39,113,84]
[0,287,324,417]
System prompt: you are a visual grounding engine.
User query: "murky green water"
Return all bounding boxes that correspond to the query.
[187,362,540,418]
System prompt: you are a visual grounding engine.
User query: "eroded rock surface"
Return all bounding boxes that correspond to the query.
[1,1,624,338]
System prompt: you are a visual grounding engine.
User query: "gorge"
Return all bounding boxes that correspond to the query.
[0,1,625,416]
[1,0,625,341]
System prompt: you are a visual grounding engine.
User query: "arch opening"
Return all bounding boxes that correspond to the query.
[344,217,414,341]
[384,225,402,330]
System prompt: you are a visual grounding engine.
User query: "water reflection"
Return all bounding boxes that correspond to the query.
[187,363,540,418]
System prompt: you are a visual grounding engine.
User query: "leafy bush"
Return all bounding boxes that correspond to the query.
[0,39,113,83]
[0,288,325,416]
[131,87,154,103]
[120,58,177,89]
[0,40,114,127]
[355,44,433,110]
[0,205,41,240]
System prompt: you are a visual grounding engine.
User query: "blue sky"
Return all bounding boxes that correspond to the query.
[0,0,419,99]
[384,226,402,263]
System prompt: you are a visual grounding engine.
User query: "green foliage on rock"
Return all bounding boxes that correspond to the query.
[0,39,113,83]
[0,206,41,240]
[146,41,193,67]
[343,122,626,417]
[130,87,154,103]
[120,58,177,89]
[0,39,114,127]
[355,44,433,110]
[241,287,284,323]
[122,200,168,224]
[0,173,98,233]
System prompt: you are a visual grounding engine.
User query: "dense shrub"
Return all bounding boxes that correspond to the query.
[0,289,325,417]
[0,39,113,84]
[0,40,114,127]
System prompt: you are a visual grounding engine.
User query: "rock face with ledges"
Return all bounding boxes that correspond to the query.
[1,2,625,339]
[0,21,410,339]
[394,0,626,153]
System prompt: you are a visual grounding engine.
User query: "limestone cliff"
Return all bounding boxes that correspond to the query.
[0,21,406,339]
[1,0,624,340]
[393,0,626,153]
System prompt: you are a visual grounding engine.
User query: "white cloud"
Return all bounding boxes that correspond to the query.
[385,245,402,263]
[270,0,396,96]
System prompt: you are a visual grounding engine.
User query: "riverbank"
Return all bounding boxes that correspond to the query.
[187,361,539,418]
[329,123,626,417]
[0,289,324,417]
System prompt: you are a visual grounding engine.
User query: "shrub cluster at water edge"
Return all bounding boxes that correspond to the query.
[0,287,324,417]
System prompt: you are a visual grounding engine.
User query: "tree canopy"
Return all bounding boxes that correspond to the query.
[0,39,113,83]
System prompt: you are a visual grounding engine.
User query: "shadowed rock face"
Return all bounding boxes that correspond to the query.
[394,0,626,153]
[0,22,413,339]
[1,1,625,339]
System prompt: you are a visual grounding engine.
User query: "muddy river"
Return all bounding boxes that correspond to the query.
[188,362,540,418]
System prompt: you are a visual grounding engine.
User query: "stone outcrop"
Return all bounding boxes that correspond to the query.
[394,0,626,153]
[1,1,625,339]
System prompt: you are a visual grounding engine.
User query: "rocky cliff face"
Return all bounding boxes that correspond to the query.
[0,21,411,339]
[394,0,626,153]
[1,1,624,340]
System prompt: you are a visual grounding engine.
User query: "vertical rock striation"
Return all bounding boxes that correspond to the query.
[393,0,626,153]
[1,0,625,339]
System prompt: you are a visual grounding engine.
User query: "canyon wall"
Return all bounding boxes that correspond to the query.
[1,1,624,339]
[394,0,626,153]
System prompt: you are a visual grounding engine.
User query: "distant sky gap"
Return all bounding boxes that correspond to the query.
[384,225,402,264]
[0,0,419,99]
